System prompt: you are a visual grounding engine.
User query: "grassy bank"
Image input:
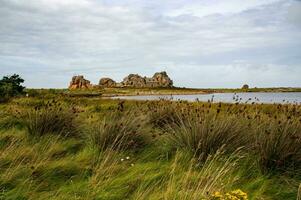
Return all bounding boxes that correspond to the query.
[0,96,300,199]
[25,87,207,98]
[24,87,301,99]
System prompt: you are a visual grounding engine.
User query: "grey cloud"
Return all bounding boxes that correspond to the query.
[287,0,301,28]
[0,0,300,88]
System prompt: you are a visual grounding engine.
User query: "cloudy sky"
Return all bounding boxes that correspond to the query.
[0,0,301,88]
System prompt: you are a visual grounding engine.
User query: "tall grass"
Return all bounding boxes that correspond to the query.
[146,100,180,128]
[0,132,79,199]
[0,97,300,199]
[86,110,150,151]
[133,150,242,200]
[23,101,80,138]
[164,112,248,162]
[254,118,301,173]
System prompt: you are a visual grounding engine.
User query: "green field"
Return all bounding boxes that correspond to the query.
[0,95,300,199]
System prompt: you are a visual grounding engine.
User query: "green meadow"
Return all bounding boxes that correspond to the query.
[0,93,300,199]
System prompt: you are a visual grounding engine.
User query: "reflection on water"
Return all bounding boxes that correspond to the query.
[110,92,301,104]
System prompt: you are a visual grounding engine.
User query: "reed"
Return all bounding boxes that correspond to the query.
[23,100,80,138]
[85,110,150,151]
[163,112,248,162]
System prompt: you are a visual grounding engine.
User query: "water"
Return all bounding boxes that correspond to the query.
[110,92,301,104]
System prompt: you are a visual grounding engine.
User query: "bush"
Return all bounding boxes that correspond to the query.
[254,119,301,173]
[164,113,247,162]
[0,74,25,102]
[86,110,150,151]
[24,100,80,138]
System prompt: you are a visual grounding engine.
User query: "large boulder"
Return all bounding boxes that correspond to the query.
[242,84,249,89]
[122,74,146,87]
[121,72,173,88]
[151,71,173,87]
[99,78,116,88]
[69,75,93,89]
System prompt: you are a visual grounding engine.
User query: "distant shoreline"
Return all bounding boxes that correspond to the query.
[24,87,301,98]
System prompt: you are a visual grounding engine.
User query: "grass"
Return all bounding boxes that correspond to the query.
[23,87,301,99]
[23,100,80,138]
[254,119,301,174]
[85,110,150,151]
[0,96,300,199]
[163,113,247,162]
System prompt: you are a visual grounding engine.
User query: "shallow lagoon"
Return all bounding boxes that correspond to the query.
[111,92,301,104]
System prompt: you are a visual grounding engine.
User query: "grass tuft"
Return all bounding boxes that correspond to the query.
[164,112,248,162]
[85,110,150,151]
[23,101,80,138]
[254,118,301,174]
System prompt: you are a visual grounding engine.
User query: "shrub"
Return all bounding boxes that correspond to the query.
[164,113,247,162]
[86,110,150,151]
[24,101,79,138]
[0,74,25,102]
[254,119,301,173]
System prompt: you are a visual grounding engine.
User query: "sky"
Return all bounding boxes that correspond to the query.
[0,0,301,88]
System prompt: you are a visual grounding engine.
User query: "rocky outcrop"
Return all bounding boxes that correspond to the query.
[99,78,116,88]
[68,71,173,89]
[151,71,173,87]
[121,71,173,88]
[69,75,93,89]
[242,84,249,89]
[122,74,147,87]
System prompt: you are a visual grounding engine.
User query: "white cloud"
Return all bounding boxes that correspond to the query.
[166,0,283,17]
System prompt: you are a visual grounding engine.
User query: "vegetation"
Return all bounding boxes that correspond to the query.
[0,94,300,199]
[21,86,301,100]
[23,100,80,138]
[0,74,25,102]
[85,110,150,151]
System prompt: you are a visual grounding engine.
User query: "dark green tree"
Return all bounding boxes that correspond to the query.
[0,74,25,101]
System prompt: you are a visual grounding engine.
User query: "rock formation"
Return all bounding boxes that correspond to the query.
[99,78,116,88]
[151,71,173,87]
[68,71,173,89]
[122,74,147,87]
[242,84,249,89]
[69,75,93,89]
[121,71,173,88]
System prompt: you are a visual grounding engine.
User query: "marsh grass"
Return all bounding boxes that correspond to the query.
[164,112,248,162]
[146,100,181,128]
[254,118,301,174]
[0,96,300,199]
[85,110,151,151]
[24,101,80,138]
[132,149,242,200]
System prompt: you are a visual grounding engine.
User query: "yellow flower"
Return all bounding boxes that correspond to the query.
[229,189,248,200]
[225,193,240,200]
[224,189,248,200]
[212,191,224,199]
[211,189,248,200]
